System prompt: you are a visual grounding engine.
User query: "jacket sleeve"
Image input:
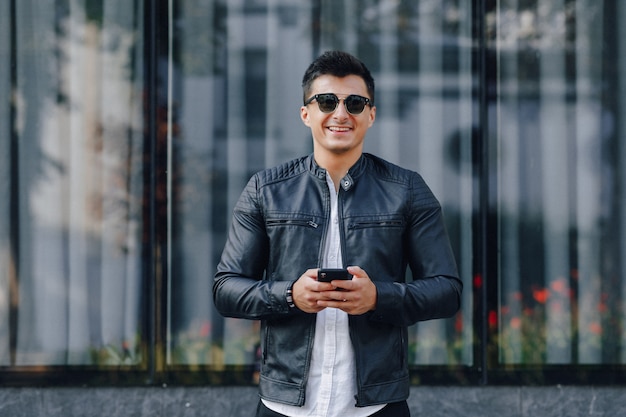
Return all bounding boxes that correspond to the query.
[213,175,295,319]
[370,173,463,326]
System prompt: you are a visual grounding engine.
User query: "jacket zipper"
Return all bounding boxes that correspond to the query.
[348,220,403,229]
[262,326,269,364]
[266,219,319,228]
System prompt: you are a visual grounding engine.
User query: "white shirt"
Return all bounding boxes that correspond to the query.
[263,173,385,417]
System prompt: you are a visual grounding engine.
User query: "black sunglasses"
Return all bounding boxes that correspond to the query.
[304,93,372,115]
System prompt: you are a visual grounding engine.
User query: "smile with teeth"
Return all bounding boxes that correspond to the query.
[328,126,351,132]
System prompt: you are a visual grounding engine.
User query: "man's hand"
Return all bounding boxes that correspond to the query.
[291,269,336,313]
[316,265,377,315]
[291,266,377,315]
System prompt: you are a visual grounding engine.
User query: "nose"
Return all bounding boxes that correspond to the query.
[332,98,350,119]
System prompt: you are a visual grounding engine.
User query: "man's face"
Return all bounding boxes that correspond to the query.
[300,74,376,158]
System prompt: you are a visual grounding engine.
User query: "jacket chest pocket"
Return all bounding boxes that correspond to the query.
[348,218,404,230]
[266,218,319,229]
[344,216,405,269]
[265,215,324,267]
[266,216,322,243]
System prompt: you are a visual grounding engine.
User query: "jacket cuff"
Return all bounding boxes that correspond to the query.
[285,281,296,310]
[272,280,297,314]
[368,281,401,322]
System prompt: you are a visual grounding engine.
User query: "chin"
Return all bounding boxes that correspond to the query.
[327,145,354,154]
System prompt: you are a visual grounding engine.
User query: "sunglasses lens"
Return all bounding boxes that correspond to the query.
[316,94,339,113]
[345,95,367,114]
[310,94,369,114]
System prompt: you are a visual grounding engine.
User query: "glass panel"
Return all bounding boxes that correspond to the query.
[493,0,626,365]
[167,0,314,367]
[318,0,474,366]
[169,0,474,369]
[1,0,145,366]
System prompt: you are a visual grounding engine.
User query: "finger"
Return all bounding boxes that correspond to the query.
[331,280,352,291]
[317,298,349,309]
[347,265,367,279]
[305,268,320,280]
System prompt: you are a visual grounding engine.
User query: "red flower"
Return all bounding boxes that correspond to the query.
[588,322,602,335]
[455,314,464,333]
[510,317,522,330]
[200,321,211,338]
[532,287,550,304]
[473,274,483,288]
[550,278,567,295]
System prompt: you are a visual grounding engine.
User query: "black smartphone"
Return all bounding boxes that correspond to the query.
[317,268,351,282]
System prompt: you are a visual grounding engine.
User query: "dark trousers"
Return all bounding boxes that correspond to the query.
[255,399,411,417]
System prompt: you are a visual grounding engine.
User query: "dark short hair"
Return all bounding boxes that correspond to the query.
[301,50,375,105]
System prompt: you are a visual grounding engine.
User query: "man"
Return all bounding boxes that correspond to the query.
[214,50,462,417]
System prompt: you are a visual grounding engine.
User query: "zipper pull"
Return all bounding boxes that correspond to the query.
[308,220,318,228]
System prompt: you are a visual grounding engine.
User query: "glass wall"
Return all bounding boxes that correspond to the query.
[488,0,626,374]
[0,0,146,368]
[317,0,476,369]
[1,0,625,385]
[167,0,475,376]
[166,0,318,371]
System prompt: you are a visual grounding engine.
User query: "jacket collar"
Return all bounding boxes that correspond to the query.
[307,153,367,192]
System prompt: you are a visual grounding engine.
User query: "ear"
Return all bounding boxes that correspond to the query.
[300,106,311,127]
[367,106,376,127]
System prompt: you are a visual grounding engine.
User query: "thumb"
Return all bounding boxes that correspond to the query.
[347,265,365,278]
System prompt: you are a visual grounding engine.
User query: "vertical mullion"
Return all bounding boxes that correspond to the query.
[473,0,490,385]
[143,0,166,383]
[600,0,621,364]
[311,0,321,56]
[9,0,19,368]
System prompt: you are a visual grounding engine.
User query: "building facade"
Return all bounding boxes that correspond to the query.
[1,0,626,415]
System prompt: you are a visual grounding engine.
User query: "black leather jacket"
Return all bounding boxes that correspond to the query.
[214,153,462,407]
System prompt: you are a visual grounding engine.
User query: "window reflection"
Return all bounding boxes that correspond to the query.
[2,0,625,385]
[491,0,626,365]
[1,1,145,366]
[169,0,474,370]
